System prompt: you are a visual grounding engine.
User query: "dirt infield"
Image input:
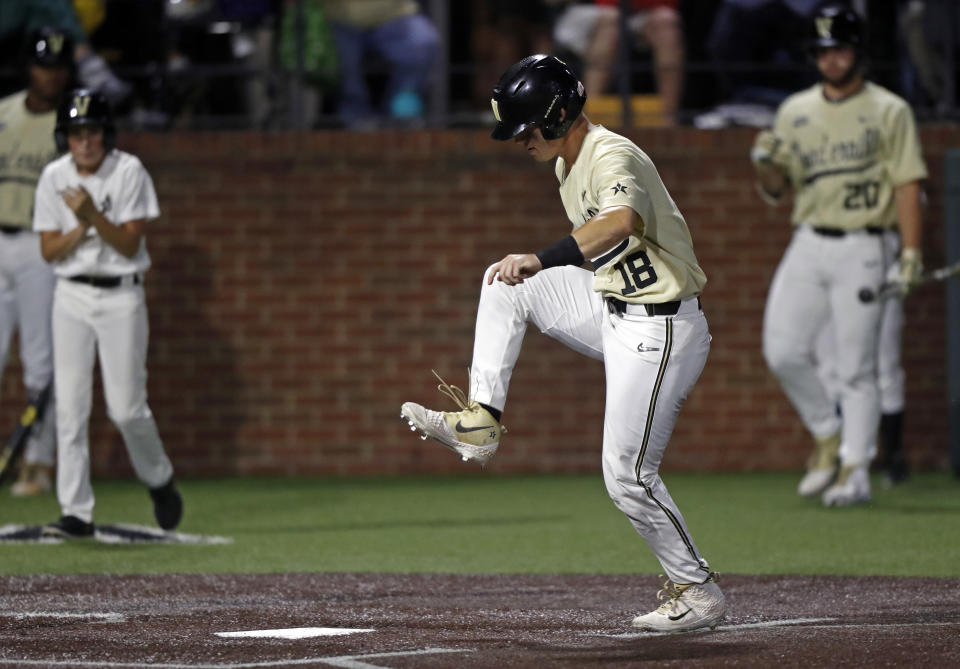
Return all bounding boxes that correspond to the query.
[1,573,958,667]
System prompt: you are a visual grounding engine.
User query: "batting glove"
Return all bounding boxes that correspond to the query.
[750,130,782,166]
[888,247,923,297]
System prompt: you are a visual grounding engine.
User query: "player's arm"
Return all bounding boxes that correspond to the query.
[895,180,922,250]
[488,206,636,286]
[61,185,144,258]
[40,225,90,263]
[750,130,789,204]
[894,179,924,290]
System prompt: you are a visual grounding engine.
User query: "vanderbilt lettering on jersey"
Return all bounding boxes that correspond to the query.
[770,82,927,230]
[556,126,706,303]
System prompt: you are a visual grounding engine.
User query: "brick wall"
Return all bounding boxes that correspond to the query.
[1,126,955,477]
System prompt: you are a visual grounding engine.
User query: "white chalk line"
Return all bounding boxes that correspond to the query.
[1,611,127,623]
[215,627,375,639]
[595,617,960,638]
[0,648,471,669]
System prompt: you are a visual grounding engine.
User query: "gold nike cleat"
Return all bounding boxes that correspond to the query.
[10,463,54,497]
[401,371,503,465]
[822,464,871,507]
[631,573,726,633]
[797,431,841,497]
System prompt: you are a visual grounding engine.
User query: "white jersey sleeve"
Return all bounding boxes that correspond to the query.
[116,156,160,223]
[883,99,927,187]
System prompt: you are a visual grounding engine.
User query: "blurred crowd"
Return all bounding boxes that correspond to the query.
[0,0,957,130]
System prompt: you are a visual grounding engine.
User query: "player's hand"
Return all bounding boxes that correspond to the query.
[750,130,782,166]
[61,186,97,225]
[488,253,543,286]
[893,247,923,297]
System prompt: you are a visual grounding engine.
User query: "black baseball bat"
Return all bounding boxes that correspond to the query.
[858,260,960,303]
[0,382,53,486]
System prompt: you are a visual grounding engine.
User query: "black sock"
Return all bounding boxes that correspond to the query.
[880,411,904,460]
[479,403,502,422]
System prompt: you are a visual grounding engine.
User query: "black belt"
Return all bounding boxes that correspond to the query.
[67,274,140,288]
[607,296,701,316]
[811,226,886,237]
[0,225,25,235]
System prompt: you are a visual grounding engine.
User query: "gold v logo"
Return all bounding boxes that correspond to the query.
[73,95,90,117]
[48,34,64,55]
[490,98,501,123]
[815,17,833,39]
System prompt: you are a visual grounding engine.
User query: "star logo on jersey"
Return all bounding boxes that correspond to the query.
[99,195,112,214]
[612,183,627,195]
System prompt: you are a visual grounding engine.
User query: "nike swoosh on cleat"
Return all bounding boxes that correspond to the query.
[668,609,691,621]
[455,420,496,433]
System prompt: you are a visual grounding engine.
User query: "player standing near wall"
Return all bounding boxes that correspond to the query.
[750,5,926,506]
[0,28,74,497]
[401,55,726,633]
[33,89,182,538]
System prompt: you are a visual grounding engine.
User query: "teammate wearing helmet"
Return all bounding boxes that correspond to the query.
[33,88,182,538]
[0,27,74,497]
[401,54,725,632]
[751,5,926,505]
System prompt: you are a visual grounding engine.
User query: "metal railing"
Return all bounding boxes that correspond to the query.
[1,0,955,130]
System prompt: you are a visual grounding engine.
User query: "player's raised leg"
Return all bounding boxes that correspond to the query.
[402,265,604,464]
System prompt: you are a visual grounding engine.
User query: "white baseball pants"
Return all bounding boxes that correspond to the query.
[52,278,172,522]
[470,265,713,584]
[815,230,905,414]
[0,231,56,466]
[763,225,886,467]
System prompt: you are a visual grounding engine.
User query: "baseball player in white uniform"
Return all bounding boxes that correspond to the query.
[0,28,74,497]
[33,89,182,538]
[751,6,926,506]
[401,55,725,633]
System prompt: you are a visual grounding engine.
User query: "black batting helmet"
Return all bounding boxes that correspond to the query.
[54,89,116,153]
[810,5,863,52]
[26,26,74,67]
[490,55,586,141]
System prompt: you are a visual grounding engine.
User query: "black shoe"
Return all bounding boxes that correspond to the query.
[42,515,94,538]
[885,452,910,485]
[149,478,183,530]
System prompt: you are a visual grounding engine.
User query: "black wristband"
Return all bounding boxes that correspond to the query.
[535,235,585,270]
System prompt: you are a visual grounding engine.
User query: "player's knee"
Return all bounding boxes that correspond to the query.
[762,336,802,376]
[108,403,151,428]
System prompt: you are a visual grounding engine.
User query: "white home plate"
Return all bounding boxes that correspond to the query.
[215,627,374,639]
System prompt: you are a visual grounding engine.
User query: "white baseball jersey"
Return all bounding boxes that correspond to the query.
[769,82,927,230]
[555,125,706,303]
[0,91,60,229]
[33,149,158,275]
